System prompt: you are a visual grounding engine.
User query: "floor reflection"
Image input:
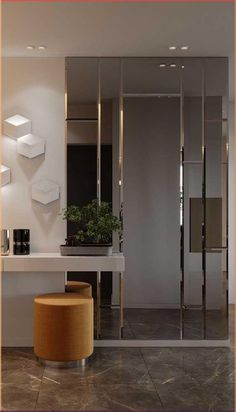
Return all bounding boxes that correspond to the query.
[98,308,228,340]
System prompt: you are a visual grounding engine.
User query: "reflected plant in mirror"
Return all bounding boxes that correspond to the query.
[60,199,121,256]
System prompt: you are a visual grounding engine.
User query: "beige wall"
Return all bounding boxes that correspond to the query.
[2,57,66,346]
[2,57,66,251]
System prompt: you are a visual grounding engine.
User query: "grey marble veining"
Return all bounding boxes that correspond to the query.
[35,382,162,411]
[1,307,234,411]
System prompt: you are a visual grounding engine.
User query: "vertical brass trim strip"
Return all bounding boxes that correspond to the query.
[64,59,68,286]
[97,58,101,205]
[96,271,101,339]
[119,59,124,253]
[97,58,102,338]
[226,138,229,323]
[180,66,185,340]
[119,272,124,339]
[201,59,207,339]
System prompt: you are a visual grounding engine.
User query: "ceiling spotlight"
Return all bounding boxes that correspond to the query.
[26,45,35,50]
[159,64,166,68]
[169,46,177,50]
[170,64,176,68]
[38,45,47,50]
[181,65,185,69]
[181,46,189,50]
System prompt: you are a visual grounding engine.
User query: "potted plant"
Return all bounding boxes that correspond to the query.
[60,199,121,256]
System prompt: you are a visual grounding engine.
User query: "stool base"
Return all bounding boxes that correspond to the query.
[37,357,87,369]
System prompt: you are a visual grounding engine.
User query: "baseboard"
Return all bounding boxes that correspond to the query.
[94,339,231,347]
[3,338,230,348]
[123,304,181,309]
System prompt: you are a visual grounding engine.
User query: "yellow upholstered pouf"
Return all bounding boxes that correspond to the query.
[34,293,93,362]
[65,281,92,297]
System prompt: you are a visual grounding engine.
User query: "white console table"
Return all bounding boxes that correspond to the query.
[2,253,125,345]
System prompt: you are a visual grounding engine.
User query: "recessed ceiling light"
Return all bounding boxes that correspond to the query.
[181,65,185,69]
[169,46,177,50]
[26,45,35,50]
[38,45,47,50]
[170,64,176,68]
[181,46,189,50]
[159,64,166,68]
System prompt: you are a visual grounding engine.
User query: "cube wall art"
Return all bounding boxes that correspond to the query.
[31,180,60,205]
[3,114,31,139]
[1,165,11,187]
[17,134,45,159]
[3,114,46,158]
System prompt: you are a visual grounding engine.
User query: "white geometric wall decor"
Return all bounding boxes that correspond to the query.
[31,180,60,205]
[3,114,31,139]
[17,134,45,159]
[1,165,11,186]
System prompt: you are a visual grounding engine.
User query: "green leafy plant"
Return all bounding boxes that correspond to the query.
[62,199,121,245]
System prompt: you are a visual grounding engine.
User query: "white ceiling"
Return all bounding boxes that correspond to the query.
[2,2,234,99]
[3,2,234,58]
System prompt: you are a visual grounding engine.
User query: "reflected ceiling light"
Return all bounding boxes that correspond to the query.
[169,46,177,50]
[38,45,47,50]
[170,64,176,68]
[180,46,189,50]
[159,64,166,68]
[26,45,35,50]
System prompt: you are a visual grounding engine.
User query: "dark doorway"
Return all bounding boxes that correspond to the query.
[67,145,113,303]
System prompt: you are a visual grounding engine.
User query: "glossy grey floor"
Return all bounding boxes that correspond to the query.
[2,307,234,411]
[2,346,234,411]
[98,308,228,340]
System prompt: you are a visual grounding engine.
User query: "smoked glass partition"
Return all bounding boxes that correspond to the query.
[122,58,181,339]
[204,58,228,339]
[182,58,204,339]
[66,57,228,340]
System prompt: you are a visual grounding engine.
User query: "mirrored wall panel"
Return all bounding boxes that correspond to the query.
[66,57,228,340]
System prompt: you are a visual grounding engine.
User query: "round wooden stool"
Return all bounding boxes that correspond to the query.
[65,281,92,297]
[34,293,93,365]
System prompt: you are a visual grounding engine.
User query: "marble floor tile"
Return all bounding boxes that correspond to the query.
[154,375,234,412]
[182,348,235,385]
[2,347,43,372]
[2,383,40,411]
[1,348,44,411]
[35,382,162,411]
[43,348,151,387]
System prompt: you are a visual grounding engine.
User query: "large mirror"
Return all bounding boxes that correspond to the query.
[66,57,228,341]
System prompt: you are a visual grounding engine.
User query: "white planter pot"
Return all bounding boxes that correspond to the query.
[60,245,113,256]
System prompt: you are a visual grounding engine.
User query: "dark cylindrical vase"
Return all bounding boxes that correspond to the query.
[13,229,30,255]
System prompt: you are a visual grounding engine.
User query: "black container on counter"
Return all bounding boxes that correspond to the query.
[13,229,30,255]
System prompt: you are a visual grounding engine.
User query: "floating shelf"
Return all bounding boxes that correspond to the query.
[17,134,45,159]
[3,114,31,139]
[1,165,11,186]
[32,180,60,205]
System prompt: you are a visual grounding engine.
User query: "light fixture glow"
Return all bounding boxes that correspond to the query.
[38,45,47,50]
[181,65,185,69]
[170,64,176,68]
[169,46,177,50]
[180,46,189,50]
[26,45,35,50]
[159,64,166,68]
